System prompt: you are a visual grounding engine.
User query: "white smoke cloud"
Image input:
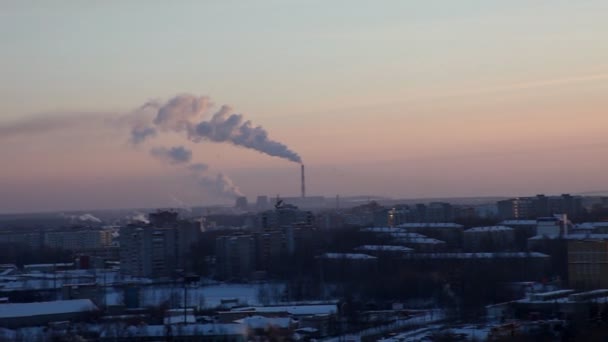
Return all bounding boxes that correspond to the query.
[192,105,302,163]
[199,173,244,198]
[154,94,211,133]
[0,93,300,204]
[127,212,150,224]
[135,94,302,163]
[60,213,102,223]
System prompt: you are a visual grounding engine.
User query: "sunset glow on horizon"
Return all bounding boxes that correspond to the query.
[1,1,607,212]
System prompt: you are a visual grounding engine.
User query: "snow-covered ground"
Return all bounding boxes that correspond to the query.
[323,310,445,342]
[378,324,490,342]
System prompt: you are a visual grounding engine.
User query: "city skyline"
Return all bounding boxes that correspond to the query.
[2,1,608,212]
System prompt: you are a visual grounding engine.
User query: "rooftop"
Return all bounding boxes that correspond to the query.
[528,234,608,241]
[355,245,414,253]
[397,223,463,229]
[465,226,514,233]
[318,253,377,260]
[500,220,537,226]
[361,227,406,233]
[401,252,550,260]
[394,237,446,244]
[0,299,98,319]
[232,304,337,316]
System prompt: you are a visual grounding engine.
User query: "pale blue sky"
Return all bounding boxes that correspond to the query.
[2,1,607,117]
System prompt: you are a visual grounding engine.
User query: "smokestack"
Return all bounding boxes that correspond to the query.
[301,164,306,198]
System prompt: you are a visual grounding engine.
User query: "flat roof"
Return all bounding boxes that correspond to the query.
[0,299,98,319]
[465,226,514,233]
[318,253,377,260]
[355,245,414,253]
[397,223,463,229]
[401,252,549,260]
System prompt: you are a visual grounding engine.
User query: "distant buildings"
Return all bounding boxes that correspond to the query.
[498,194,583,220]
[257,203,314,230]
[235,196,249,211]
[397,223,464,248]
[0,231,43,249]
[119,211,200,278]
[44,229,113,251]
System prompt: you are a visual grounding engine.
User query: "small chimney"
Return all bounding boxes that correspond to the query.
[301,164,306,198]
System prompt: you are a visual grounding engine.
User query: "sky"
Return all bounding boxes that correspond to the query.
[1,1,608,212]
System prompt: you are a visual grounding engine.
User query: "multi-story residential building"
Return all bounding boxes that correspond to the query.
[215,235,256,281]
[257,203,314,231]
[119,225,178,278]
[44,229,113,251]
[119,211,200,278]
[498,194,584,220]
[0,231,43,249]
[567,236,608,290]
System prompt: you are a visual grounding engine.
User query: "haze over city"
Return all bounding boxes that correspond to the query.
[1,1,608,213]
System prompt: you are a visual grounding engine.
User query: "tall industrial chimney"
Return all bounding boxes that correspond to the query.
[301,164,306,198]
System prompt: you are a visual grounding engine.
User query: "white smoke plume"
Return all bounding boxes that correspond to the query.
[127,212,150,224]
[150,146,192,165]
[0,93,300,202]
[192,105,302,163]
[135,94,302,163]
[198,173,244,198]
[60,213,102,223]
[154,94,210,133]
[185,161,243,198]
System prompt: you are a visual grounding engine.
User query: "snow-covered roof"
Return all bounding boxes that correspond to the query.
[581,222,608,228]
[401,252,549,260]
[0,299,98,319]
[397,223,463,229]
[101,323,246,338]
[391,232,428,238]
[235,315,294,329]
[394,237,446,244]
[355,245,414,253]
[528,234,608,241]
[500,220,537,226]
[464,226,514,233]
[361,227,406,233]
[233,304,337,316]
[23,263,73,269]
[318,253,377,260]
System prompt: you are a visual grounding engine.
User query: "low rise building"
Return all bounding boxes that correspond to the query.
[463,226,515,252]
[0,299,99,328]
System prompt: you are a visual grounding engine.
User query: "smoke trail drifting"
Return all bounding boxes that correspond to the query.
[133,94,302,163]
[184,160,243,198]
[192,105,302,163]
[198,173,244,198]
[150,146,193,165]
[154,95,211,133]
